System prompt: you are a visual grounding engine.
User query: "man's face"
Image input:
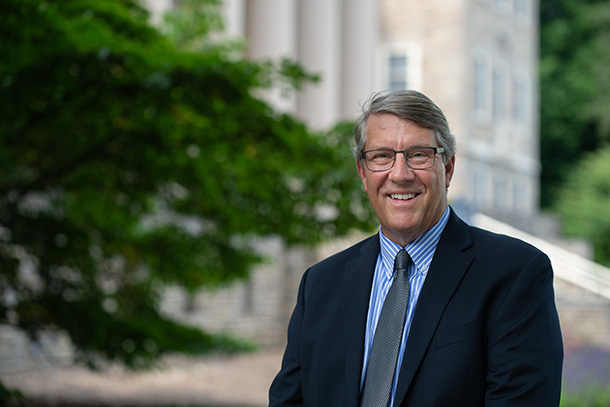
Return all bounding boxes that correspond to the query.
[357,113,455,247]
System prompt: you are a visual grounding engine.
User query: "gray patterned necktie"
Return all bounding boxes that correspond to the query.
[360,249,412,407]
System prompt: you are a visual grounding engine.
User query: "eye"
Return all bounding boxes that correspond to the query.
[408,150,428,159]
[373,151,392,159]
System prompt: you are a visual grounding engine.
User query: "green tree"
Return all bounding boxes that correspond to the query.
[0,0,374,402]
[555,146,610,266]
[539,0,610,207]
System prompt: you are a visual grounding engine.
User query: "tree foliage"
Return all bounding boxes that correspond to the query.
[555,146,610,266]
[539,0,610,207]
[0,0,374,393]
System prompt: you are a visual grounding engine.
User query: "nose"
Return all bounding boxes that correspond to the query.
[388,152,416,182]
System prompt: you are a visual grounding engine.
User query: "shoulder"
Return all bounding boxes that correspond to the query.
[437,213,550,268]
[309,234,379,273]
[469,225,547,259]
[444,210,548,262]
[458,225,554,281]
[295,234,378,302]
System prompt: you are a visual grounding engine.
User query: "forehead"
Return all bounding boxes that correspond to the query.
[365,113,435,147]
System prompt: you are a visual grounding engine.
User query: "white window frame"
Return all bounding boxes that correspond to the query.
[377,42,422,92]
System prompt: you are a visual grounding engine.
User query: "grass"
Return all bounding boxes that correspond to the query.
[561,385,610,407]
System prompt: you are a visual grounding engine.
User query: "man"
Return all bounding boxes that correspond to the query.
[269,90,563,406]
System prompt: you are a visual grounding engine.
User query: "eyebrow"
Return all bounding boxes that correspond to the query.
[365,145,436,150]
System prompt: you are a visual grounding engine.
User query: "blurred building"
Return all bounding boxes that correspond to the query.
[379,0,541,230]
[145,0,547,230]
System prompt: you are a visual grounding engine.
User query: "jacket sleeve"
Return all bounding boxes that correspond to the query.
[485,251,564,406]
[268,268,308,406]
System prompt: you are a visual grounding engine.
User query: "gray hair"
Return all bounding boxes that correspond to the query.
[353,90,456,164]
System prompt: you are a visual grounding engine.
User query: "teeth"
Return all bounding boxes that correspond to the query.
[391,193,415,200]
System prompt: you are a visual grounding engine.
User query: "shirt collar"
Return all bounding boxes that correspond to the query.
[378,206,450,278]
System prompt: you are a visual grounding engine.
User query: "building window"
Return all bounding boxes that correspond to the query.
[380,42,421,92]
[474,165,490,211]
[494,172,511,213]
[495,0,512,12]
[474,57,487,116]
[473,52,492,123]
[492,66,506,124]
[514,0,528,20]
[388,53,408,91]
[512,74,527,125]
[513,177,531,215]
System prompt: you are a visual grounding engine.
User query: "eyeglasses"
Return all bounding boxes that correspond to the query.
[360,147,445,172]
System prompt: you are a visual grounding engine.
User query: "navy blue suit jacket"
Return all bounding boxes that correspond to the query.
[269,210,563,406]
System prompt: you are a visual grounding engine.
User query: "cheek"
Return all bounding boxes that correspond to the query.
[366,175,385,195]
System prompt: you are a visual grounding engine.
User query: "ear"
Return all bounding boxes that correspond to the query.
[444,155,455,189]
[356,159,368,192]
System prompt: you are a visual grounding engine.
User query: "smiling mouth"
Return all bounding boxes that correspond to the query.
[390,193,416,201]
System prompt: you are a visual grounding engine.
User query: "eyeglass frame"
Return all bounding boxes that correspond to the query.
[360,146,445,172]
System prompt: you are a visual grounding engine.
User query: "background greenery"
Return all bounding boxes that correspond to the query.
[540,0,610,265]
[541,1,610,403]
[560,385,610,407]
[0,0,375,404]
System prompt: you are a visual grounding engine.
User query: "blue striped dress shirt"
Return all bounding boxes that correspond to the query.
[360,206,450,406]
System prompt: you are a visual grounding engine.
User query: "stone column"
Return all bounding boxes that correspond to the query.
[246,0,298,112]
[296,0,342,130]
[341,0,379,119]
[222,0,246,38]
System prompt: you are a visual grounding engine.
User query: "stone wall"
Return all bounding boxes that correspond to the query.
[555,278,610,350]
[160,237,319,347]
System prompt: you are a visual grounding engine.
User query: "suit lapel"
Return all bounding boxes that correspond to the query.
[394,211,475,405]
[342,235,379,407]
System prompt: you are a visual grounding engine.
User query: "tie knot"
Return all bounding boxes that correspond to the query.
[394,249,411,272]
